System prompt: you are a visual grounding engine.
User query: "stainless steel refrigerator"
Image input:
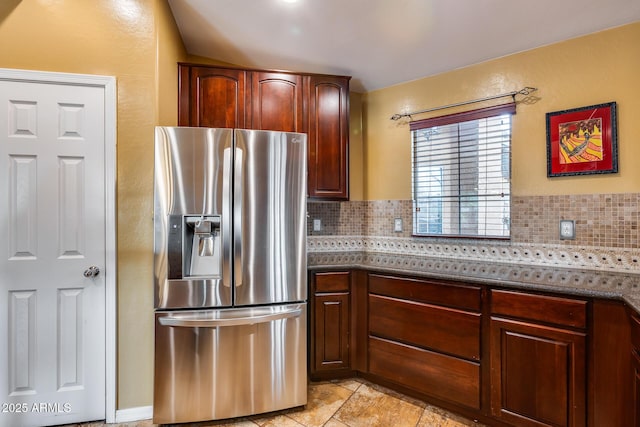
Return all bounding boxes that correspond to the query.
[152,127,307,424]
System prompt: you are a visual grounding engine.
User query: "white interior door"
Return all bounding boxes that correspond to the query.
[0,77,107,426]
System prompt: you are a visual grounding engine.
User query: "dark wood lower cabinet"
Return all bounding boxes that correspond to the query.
[590,300,633,427]
[489,317,586,427]
[367,274,482,410]
[489,289,588,427]
[634,354,640,427]
[310,271,351,378]
[309,268,635,427]
[313,292,349,372]
[629,311,640,426]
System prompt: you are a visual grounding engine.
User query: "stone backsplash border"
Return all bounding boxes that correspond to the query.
[307,235,640,273]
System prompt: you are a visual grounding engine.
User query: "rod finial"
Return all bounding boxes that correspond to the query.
[518,87,537,96]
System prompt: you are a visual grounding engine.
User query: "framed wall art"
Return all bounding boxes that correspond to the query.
[546,101,618,177]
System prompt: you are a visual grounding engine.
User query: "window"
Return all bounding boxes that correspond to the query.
[411,103,515,238]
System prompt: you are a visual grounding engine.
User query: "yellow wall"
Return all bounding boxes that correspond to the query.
[157,1,188,125]
[349,91,365,201]
[362,22,640,200]
[0,0,187,409]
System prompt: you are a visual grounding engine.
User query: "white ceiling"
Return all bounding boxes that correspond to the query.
[168,0,640,92]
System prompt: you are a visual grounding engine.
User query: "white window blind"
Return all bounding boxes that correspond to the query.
[410,103,515,238]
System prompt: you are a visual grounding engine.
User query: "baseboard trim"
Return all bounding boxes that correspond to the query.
[114,405,153,423]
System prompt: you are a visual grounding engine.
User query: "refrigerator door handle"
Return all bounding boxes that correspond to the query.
[233,145,243,289]
[222,147,232,289]
[158,307,302,328]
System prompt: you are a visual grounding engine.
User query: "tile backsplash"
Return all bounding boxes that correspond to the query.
[512,193,639,249]
[308,194,640,248]
[307,200,411,238]
[307,194,640,272]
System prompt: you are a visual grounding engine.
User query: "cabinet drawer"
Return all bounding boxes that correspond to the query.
[491,289,587,329]
[315,271,350,293]
[369,336,480,410]
[369,294,481,360]
[369,274,481,312]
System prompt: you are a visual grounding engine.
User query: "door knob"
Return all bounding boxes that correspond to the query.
[83,266,100,278]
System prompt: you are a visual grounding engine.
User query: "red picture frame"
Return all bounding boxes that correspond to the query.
[546,102,618,177]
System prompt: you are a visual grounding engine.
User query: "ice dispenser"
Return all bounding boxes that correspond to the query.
[166,215,221,279]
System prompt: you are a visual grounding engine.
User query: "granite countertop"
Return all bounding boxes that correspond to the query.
[308,251,640,312]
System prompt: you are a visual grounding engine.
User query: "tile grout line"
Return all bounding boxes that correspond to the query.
[322,379,363,427]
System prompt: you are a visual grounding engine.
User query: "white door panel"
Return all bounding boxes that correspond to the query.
[0,79,106,426]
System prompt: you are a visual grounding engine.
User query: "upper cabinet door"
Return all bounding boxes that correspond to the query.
[250,72,304,132]
[307,75,350,200]
[179,65,249,128]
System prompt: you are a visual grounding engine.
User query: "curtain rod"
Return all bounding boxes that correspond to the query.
[389,86,537,121]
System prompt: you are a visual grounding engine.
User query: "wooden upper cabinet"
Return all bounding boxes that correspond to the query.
[251,72,304,132]
[178,63,350,200]
[307,75,350,200]
[179,65,249,128]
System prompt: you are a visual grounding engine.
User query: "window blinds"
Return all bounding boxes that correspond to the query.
[411,103,515,238]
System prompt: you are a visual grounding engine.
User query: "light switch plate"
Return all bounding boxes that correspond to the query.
[313,218,322,232]
[559,219,575,240]
[394,218,403,233]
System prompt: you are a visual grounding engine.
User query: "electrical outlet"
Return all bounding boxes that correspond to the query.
[313,218,322,232]
[394,218,403,233]
[559,219,575,240]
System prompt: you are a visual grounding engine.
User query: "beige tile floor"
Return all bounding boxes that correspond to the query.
[70,378,485,427]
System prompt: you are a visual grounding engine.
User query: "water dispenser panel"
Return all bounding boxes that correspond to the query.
[185,216,221,277]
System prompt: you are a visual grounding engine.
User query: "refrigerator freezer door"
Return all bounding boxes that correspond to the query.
[233,129,307,306]
[153,303,307,424]
[154,127,233,309]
